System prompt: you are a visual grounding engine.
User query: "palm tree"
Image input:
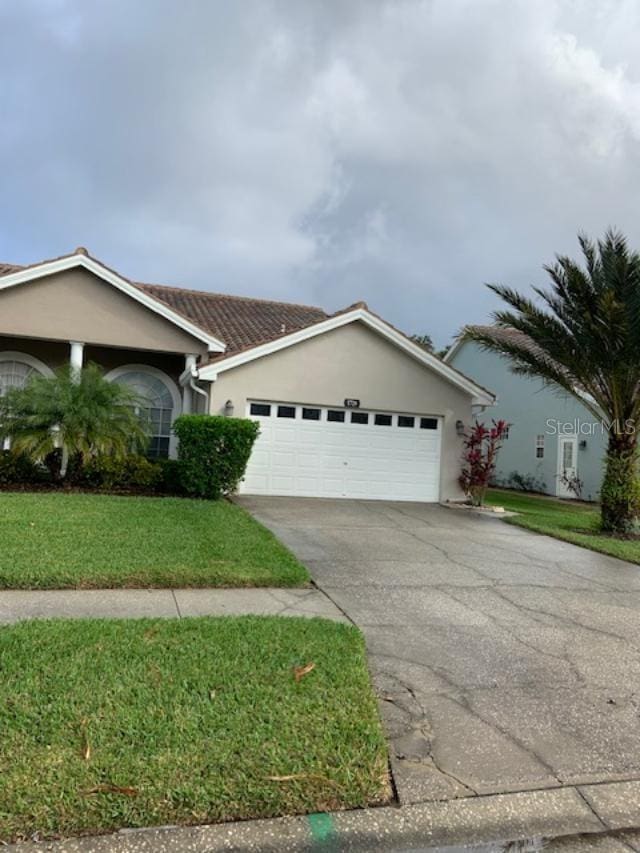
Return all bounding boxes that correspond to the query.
[465,229,640,534]
[0,363,150,479]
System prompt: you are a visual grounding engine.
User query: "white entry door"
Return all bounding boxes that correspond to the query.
[556,434,579,498]
[242,401,442,502]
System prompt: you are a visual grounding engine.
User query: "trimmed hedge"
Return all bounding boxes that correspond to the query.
[173,415,260,499]
[0,451,48,486]
[156,458,183,495]
[80,455,164,491]
[0,450,170,494]
[1,415,259,500]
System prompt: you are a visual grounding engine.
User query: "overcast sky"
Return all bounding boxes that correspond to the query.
[2,0,640,346]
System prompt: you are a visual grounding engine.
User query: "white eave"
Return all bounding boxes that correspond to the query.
[0,254,226,353]
[443,336,465,363]
[199,307,496,405]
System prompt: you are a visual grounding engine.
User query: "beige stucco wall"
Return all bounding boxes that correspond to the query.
[0,268,207,355]
[209,321,474,501]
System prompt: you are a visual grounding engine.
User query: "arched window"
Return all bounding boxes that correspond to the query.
[0,353,53,397]
[105,366,181,459]
[0,360,38,395]
[0,352,54,449]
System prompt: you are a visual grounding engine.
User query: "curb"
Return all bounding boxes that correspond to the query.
[8,780,640,852]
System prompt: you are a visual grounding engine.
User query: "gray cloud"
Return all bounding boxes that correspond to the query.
[2,0,640,345]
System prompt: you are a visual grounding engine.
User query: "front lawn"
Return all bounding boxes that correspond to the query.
[0,616,390,843]
[486,488,640,564]
[0,492,308,588]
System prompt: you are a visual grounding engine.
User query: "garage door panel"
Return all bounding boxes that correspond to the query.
[324,455,349,471]
[273,427,298,443]
[345,456,373,472]
[243,401,441,502]
[298,430,323,445]
[320,477,346,495]
[294,476,321,491]
[271,450,292,463]
[347,480,376,497]
[249,449,270,466]
[296,452,323,469]
[243,473,269,491]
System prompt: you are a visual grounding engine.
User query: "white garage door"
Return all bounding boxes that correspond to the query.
[241,401,442,501]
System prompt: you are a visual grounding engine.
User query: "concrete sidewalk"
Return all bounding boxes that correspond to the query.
[8,779,640,852]
[0,587,348,624]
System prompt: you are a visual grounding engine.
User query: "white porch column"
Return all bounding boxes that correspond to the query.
[182,353,197,414]
[69,341,84,378]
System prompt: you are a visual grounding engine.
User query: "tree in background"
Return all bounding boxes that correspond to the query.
[411,333,452,359]
[411,333,434,352]
[466,230,640,534]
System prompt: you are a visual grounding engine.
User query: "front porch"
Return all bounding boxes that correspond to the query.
[0,335,209,458]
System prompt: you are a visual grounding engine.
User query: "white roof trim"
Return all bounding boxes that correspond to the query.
[199,308,495,405]
[443,336,466,363]
[0,254,226,352]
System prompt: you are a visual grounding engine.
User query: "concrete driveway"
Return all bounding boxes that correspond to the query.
[238,497,640,808]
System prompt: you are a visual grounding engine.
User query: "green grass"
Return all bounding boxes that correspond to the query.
[0,492,308,588]
[0,616,390,843]
[486,488,640,564]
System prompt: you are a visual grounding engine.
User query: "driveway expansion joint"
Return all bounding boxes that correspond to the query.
[575,786,610,831]
[170,589,182,618]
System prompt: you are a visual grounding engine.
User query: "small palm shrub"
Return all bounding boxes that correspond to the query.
[0,363,150,480]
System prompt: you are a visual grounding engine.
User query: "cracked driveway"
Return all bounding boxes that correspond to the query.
[238,496,640,807]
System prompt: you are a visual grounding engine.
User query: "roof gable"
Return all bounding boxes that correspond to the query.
[0,251,225,352]
[199,307,496,405]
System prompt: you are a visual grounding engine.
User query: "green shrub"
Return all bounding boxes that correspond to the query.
[81,455,163,491]
[0,451,48,485]
[173,415,260,499]
[157,458,184,495]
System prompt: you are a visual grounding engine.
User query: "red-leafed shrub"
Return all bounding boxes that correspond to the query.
[459,419,510,506]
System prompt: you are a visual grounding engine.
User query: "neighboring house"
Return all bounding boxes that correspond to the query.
[446,327,606,502]
[0,248,494,502]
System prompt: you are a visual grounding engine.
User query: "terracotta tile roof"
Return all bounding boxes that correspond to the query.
[0,252,329,355]
[0,263,23,276]
[0,254,492,399]
[136,281,328,356]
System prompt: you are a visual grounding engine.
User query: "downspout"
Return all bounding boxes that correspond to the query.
[190,371,210,411]
[179,360,210,413]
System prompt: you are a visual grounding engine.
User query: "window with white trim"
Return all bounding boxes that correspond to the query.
[115,371,175,459]
[0,360,39,396]
[535,434,545,458]
[0,357,46,450]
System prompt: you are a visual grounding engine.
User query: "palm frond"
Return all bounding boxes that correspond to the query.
[468,231,640,426]
[0,363,151,469]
